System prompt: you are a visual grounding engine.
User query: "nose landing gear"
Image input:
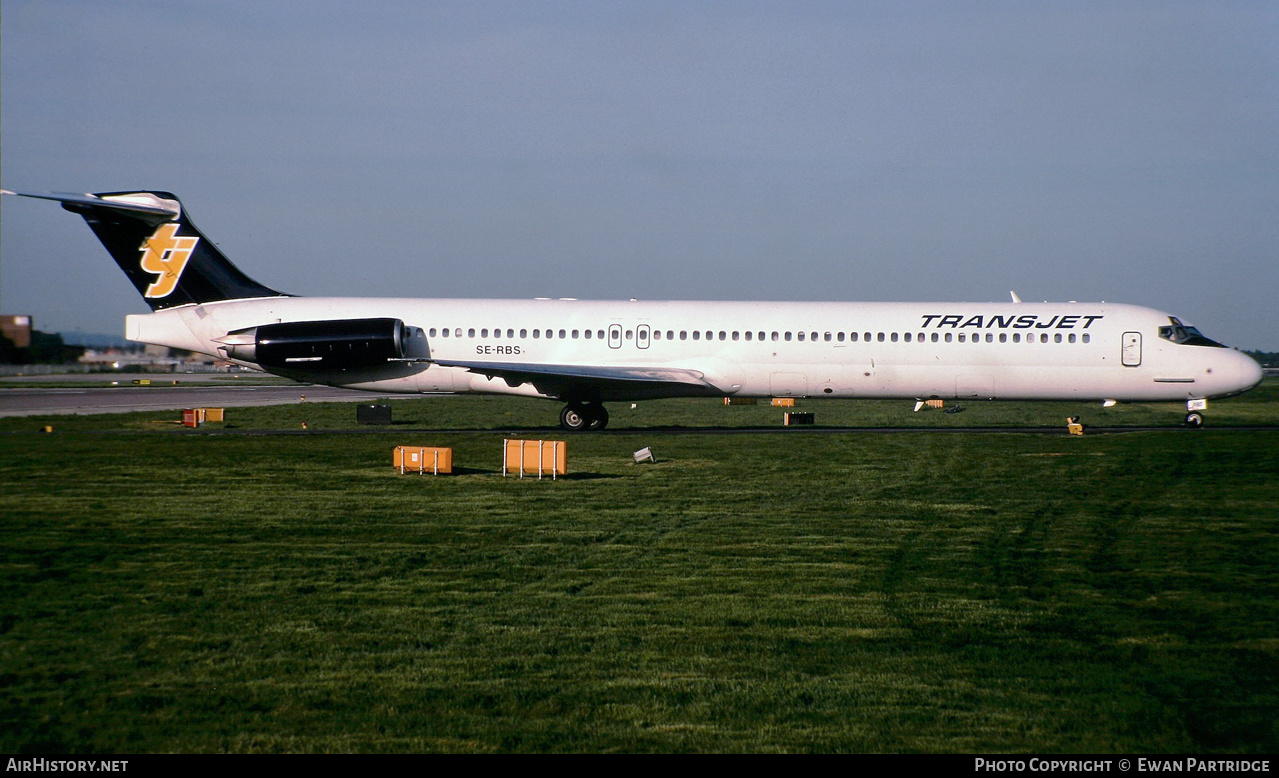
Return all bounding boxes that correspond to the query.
[560,402,609,431]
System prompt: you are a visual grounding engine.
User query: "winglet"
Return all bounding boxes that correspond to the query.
[1010,290,1022,303]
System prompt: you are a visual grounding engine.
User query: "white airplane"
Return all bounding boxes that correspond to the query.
[4,189,1263,429]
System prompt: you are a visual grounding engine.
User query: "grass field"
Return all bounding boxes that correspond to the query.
[2,383,1277,752]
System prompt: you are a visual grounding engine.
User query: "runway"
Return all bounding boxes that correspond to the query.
[0,379,399,417]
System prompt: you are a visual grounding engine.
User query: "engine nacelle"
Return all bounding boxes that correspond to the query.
[217,318,406,369]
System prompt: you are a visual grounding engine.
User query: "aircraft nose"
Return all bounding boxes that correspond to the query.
[1232,351,1264,394]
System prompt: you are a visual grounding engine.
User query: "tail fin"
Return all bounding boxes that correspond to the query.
[3,189,286,310]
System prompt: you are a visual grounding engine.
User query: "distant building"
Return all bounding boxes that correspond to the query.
[1,315,33,349]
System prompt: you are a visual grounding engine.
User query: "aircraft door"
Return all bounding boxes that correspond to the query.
[1122,332,1142,367]
[608,324,622,349]
[636,324,650,349]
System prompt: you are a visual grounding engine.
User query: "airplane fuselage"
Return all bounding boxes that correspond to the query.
[128,296,1262,405]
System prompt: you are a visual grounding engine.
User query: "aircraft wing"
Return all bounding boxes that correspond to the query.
[431,359,723,402]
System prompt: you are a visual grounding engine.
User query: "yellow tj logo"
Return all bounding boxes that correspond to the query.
[138,223,199,298]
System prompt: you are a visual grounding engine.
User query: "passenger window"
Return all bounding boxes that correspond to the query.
[798,332,806,342]
[850,332,859,342]
[932,333,939,342]
[785,332,793,341]
[945,333,952,343]
[680,331,688,340]
[521,329,528,338]
[1082,334,1090,344]
[693,331,700,340]
[468,328,475,338]
[732,332,739,341]
[772,332,779,341]
[572,330,579,339]
[904,332,911,343]
[891,332,899,342]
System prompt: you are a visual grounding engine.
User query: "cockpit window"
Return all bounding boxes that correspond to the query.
[1158,316,1225,348]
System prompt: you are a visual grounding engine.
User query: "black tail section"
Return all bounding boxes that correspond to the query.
[6,190,285,310]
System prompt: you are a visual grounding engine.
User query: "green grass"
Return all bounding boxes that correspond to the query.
[1,386,1277,752]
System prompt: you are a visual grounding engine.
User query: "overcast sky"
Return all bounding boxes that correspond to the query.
[3,1,1276,349]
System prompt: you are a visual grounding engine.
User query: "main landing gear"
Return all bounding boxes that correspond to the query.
[560,402,609,432]
[1184,412,1204,428]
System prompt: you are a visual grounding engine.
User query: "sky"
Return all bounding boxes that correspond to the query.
[3,1,1277,349]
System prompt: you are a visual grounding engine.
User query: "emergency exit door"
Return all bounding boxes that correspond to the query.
[1122,332,1142,367]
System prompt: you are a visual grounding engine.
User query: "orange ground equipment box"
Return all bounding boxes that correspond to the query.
[394,446,454,475]
[771,397,796,407]
[503,439,567,479]
[182,408,225,427]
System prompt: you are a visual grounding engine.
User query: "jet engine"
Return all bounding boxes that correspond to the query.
[217,318,406,369]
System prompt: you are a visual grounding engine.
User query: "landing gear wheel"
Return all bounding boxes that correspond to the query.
[1184,412,1204,428]
[560,404,588,432]
[560,403,609,432]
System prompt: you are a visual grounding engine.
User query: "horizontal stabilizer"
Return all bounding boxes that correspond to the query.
[3,190,181,221]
